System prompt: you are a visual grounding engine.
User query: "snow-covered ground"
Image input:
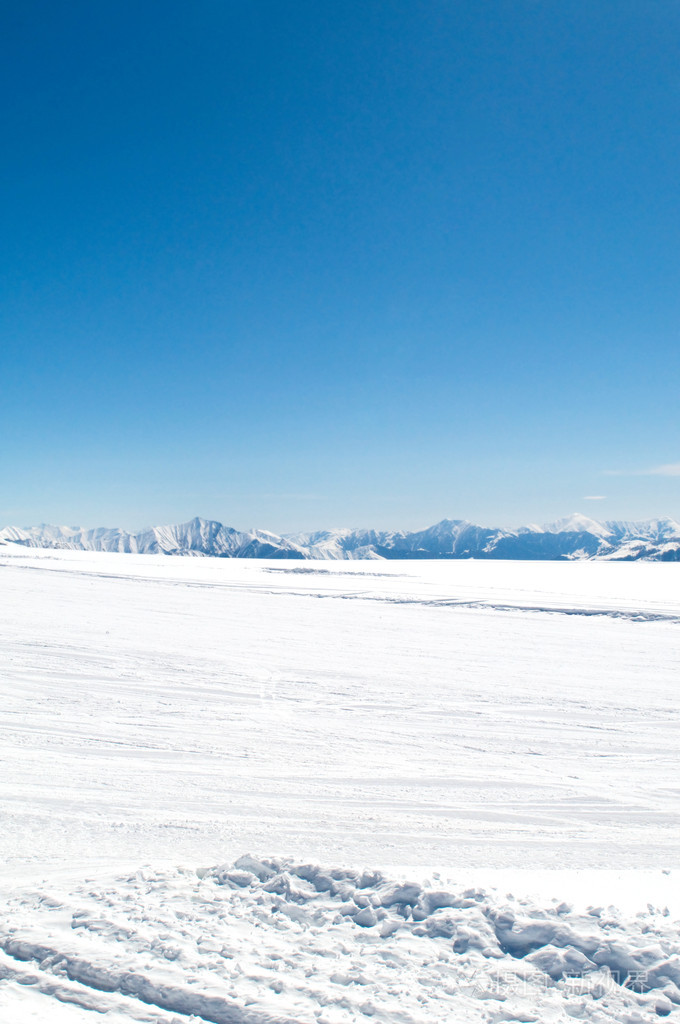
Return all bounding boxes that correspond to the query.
[1,545,679,1021]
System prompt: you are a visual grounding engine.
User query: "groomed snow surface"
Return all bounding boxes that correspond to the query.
[1,545,679,1022]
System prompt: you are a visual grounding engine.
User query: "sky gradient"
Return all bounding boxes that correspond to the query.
[2,1,679,531]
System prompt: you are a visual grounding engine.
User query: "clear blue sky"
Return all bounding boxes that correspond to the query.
[2,0,679,531]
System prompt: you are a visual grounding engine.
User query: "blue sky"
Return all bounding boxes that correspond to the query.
[2,1,679,531]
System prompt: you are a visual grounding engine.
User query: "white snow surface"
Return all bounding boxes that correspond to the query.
[1,545,679,1022]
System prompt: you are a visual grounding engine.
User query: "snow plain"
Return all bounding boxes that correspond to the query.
[1,544,679,1022]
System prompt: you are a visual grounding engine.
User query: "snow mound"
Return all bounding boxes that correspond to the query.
[2,857,679,1023]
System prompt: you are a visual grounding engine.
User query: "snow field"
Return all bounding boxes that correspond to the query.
[0,546,679,1021]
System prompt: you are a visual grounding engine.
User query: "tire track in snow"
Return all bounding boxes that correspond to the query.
[0,939,300,1024]
[3,558,678,623]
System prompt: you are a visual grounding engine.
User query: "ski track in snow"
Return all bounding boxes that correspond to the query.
[1,546,679,1022]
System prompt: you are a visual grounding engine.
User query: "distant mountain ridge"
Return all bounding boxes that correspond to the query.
[2,514,680,561]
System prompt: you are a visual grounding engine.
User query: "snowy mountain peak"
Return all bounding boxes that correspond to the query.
[2,515,679,561]
[543,513,614,538]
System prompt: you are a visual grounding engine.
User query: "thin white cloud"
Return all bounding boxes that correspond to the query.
[583,495,606,500]
[604,462,680,477]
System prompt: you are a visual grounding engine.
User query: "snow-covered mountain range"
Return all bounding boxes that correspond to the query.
[2,513,680,560]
